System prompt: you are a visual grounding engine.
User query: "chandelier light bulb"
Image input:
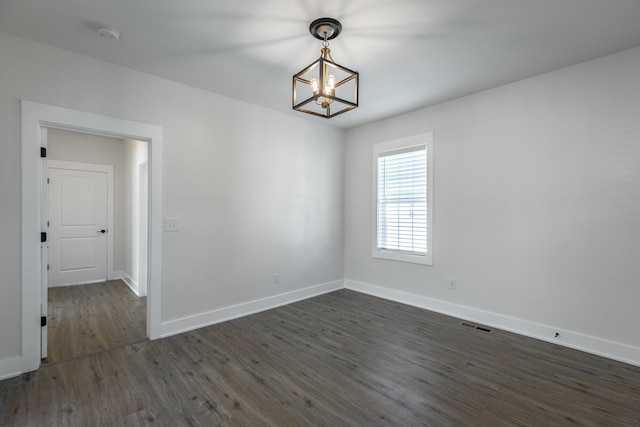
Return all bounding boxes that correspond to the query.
[327,75,336,89]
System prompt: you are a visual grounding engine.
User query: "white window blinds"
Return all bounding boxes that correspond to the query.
[377,145,427,255]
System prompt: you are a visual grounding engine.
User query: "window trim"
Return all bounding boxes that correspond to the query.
[372,132,433,265]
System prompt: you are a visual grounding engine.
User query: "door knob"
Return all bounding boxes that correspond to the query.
[98,229,107,234]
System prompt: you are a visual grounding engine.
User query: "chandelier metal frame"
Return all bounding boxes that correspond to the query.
[292,18,359,119]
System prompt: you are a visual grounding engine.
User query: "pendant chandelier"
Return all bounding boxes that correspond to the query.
[292,18,359,119]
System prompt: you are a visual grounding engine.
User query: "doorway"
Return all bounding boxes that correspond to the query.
[20,100,164,375]
[43,130,148,363]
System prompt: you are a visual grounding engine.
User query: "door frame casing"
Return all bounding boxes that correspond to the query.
[20,101,163,375]
[47,160,115,287]
[139,160,149,297]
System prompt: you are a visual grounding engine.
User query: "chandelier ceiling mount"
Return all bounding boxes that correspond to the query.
[309,17,342,41]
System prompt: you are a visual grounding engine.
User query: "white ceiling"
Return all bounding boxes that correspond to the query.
[1,0,640,129]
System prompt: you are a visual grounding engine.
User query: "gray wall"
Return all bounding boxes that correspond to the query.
[0,32,345,365]
[345,47,640,351]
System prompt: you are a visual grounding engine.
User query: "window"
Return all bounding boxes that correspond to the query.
[373,133,433,265]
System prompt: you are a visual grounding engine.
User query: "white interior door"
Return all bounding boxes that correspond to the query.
[48,163,109,286]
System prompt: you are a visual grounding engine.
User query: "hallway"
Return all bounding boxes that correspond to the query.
[45,280,146,364]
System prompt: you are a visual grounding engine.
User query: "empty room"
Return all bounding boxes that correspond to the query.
[1,1,639,425]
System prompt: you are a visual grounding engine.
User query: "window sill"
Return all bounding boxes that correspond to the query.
[372,249,433,266]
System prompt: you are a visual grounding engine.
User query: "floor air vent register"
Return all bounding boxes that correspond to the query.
[460,322,493,333]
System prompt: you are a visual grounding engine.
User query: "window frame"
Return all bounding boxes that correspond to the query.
[372,132,433,265]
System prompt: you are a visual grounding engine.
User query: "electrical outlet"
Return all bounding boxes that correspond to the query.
[273,273,280,284]
[164,218,179,232]
[449,279,457,290]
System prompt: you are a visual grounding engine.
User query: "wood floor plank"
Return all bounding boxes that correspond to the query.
[1,289,639,426]
[46,280,146,364]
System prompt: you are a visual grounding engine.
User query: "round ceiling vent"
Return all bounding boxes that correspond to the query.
[96,25,120,40]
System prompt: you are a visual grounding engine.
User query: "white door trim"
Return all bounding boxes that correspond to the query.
[19,100,163,377]
[48,160,115,286]
[139,161,149,297]
[39,128,48,360]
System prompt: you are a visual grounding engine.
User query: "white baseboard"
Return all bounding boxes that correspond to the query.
[108,270,123,281]
[345,279,640,367]
[121,271,140,297]
[0,356,28,381]
[160,280,344,338]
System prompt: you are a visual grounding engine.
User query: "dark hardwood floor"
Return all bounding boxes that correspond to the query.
[1,289,639,426]
[45,279,146,364]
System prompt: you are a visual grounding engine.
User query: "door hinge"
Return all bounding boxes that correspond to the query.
[40,147,47,158]
[41,316,47,327]
[41,232,47,243]
[47,264,50,271]
[47,178,50,184]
